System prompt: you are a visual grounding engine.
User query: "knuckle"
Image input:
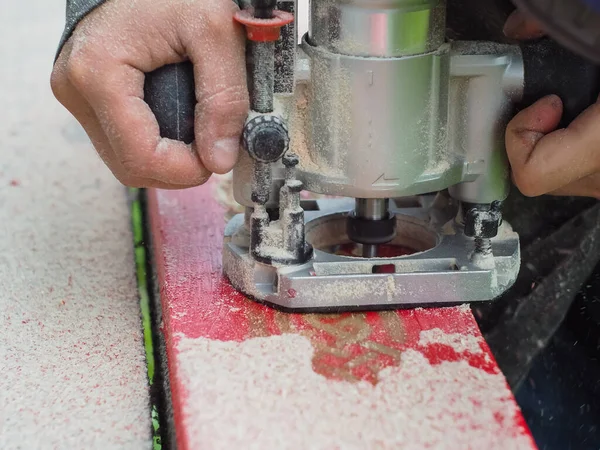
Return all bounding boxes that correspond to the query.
[504,120,517,138]
[50,68,65,99]
[65,56,92,90]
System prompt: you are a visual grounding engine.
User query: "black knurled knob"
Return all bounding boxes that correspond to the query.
[243,115,289,163]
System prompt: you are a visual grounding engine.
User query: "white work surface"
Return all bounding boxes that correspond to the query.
[0,2,152,449]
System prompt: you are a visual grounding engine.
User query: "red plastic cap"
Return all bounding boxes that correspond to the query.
[234,9,294,42]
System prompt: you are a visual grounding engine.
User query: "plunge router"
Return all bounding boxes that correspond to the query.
[145,0,600,312]
[218,0,524,310]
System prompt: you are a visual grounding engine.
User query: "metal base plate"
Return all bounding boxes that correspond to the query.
[223,196,520,311]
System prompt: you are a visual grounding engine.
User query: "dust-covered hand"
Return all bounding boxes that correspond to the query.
[51,0,249,189]
[503,9,600,198]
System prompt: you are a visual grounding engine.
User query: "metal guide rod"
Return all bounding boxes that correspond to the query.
[251,41,275,112]
[235,2,310,266]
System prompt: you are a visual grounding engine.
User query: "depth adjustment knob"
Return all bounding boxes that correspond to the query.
[243,115,290,163]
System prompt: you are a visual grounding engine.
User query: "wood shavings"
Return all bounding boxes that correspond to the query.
[177,333,533,450]
[419,328,484,354]
[213,173,245,220]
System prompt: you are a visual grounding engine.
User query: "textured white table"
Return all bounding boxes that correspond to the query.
[0,2,152,448]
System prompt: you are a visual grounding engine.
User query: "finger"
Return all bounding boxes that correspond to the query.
[550,173,600,198]
[66,33,211,186]
[53,45,115,163]
[53,41,122,170]
[503,10,546,40]
[506,95,600,196]
[181,0,249,174]
[53,46,207,189]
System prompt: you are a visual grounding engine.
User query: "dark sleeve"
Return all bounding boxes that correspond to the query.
[55,0,108,61]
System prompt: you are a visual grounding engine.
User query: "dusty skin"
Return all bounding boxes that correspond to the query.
[51,0,249,189]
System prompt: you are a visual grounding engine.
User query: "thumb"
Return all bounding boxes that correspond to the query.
[181,1,249,175]
[506,95,600,196]
[505,95,563,196]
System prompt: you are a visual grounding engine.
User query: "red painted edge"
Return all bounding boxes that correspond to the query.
[147,181,537,449]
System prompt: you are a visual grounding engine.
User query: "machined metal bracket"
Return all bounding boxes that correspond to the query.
[223,196,520,311]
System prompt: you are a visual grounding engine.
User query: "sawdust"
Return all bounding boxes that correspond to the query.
[177,333,533,449]
[419,328,485,355]
[222,250,263,301]
[0,2,152,447]
[214,172,245,220]
[289,82,320,173]
[472,252,498,271]
[255,220,290,260]
[292,47,351,182]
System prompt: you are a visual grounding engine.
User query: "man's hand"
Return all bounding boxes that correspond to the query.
[51,0,249,189]
[504,10,600,198]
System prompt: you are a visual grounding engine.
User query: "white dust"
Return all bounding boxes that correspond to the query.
[418,328,485,355]
[177,332,533,450]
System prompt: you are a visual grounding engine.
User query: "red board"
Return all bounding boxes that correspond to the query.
[147,180,537,450]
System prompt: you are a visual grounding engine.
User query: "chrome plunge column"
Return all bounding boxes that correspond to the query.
[299,0,454,199]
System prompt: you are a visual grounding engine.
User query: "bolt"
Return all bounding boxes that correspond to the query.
[463,201,503,259]
[474,237,492,257]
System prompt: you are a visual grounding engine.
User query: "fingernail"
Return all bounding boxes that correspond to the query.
[503,11,525,38]
[210,137,240,173]
[545,94,562,109]
[518,130,545,147]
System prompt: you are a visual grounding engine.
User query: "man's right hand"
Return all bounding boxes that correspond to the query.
[51,0,249,189]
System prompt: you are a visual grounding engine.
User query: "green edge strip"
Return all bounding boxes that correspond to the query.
[130,188,162,450]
